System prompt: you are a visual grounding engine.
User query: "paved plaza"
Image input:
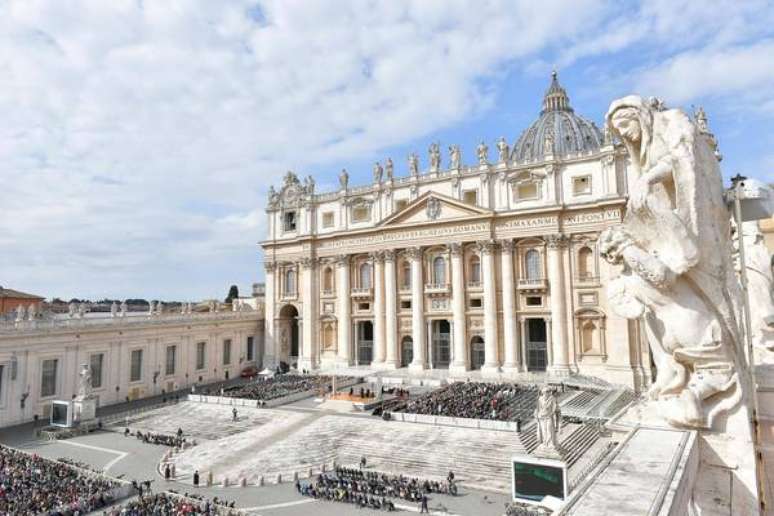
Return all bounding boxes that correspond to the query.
[0,394,513,515]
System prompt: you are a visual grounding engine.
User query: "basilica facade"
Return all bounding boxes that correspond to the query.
[261,73,651,388]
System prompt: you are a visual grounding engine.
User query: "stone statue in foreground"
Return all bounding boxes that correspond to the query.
[735,220,774,351]
[600,95,743,429]
[77,363,91,400]
[534,385,563,458]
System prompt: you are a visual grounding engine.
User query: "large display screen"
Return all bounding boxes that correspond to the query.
[513,461,566,501]
[51,401,70,426]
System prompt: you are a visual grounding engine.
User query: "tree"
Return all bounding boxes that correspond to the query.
[225,285,239,303]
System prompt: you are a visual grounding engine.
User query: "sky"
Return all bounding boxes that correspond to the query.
[1,0,773,301]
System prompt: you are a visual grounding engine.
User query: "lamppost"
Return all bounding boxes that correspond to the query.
[726,174,773,512]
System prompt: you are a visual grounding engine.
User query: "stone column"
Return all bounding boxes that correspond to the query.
[264,262,277,367]
[519,318,528,372]
[336,255,351,366]
[383,250,399,368]
[500,240,518,371]
[299,257,317,370]
[546,234,570,375]
[480,240,500,374]
[372,252,386,367]
[408,247,427,370]
[449,243,468,374]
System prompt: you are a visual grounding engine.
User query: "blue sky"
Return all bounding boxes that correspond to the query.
[1,0,773,301]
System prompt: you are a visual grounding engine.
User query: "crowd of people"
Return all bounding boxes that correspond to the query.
[297,465,456,512]
[102,492,238,516]
[0,445,120,515]
[392,381,541,422]
[123,427,188,448]
[221,374,358,402]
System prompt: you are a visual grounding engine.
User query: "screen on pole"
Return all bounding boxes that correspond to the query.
[51,401,70,426]
[513,460,566,501]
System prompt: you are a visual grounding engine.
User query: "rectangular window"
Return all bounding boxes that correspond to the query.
[247,336,254,361]
[90,353,104,389]
[130,349,143,382]
[400,300,412,310]
[463,189,478,205]
[526,296,543,307]
[352,206,370,222]
[572,176,592,196]
[41,359,58,397]
[196,342,206,370]
[322,212,334,228]
[470,298,483,308]
[166,345,177,376]
[394,199,409,212]
[284,211,297,231]
[516,182,539,200]
[358,302,370,311]
[223,339,232,366]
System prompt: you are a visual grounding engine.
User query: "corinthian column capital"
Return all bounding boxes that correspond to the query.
[335,254,350,267]
[477,240,498,255]
[404,247,423,261]
[500,239,515,253]
[449,243,463,257]
[383,249,396,263]
[545,233,568,250]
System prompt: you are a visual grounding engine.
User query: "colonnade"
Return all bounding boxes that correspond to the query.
[265,235,572,375]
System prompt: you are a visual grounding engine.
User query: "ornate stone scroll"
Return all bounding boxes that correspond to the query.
[600,95,743,429]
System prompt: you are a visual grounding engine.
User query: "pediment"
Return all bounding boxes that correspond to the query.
[378,192,493,227]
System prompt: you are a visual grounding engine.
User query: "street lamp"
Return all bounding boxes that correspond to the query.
[725,174,773,512]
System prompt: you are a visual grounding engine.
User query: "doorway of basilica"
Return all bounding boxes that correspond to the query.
[470,335,485,370]
[400,336,413,368]
[356,321,373,365]
[526,318,547,371]
[431,320,451,368]
[278,304,299,366]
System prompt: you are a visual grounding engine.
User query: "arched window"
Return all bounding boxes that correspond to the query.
[525,249,541,280]
[285,269,296,295]
[578,247,594,279]
[433,256,446,285]
[581,321,597,353]
[323,267,334,292]
[359,262,372,289]
[469,255,481,284]
[401,261,411,289]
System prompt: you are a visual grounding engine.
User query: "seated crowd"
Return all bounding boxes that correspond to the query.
[103,492,238,516]
[0,445,119,515]
[297,465,456,510]
[391,381,542,422]
[127,429,187,448]
[221,374,358,402]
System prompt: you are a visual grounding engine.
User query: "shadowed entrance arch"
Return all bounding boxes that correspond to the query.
[278,304,299,365]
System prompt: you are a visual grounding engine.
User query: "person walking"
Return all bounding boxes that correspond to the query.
[360,456,367,470]
[420,494,429,513]
[232,407,238,422]
[193,470,200,488]
[164,463,171,481]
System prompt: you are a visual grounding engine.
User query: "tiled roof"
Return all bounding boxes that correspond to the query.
[0,287,44,299]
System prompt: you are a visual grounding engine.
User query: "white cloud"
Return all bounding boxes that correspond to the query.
[633,39,774,108]
[0,0,610,299]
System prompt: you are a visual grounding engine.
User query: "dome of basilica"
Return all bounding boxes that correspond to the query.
[511,72,603,162]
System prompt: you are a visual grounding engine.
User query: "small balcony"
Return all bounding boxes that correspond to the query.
[280,291,298,301]
[398,285,412,295]
[425,283,451,296]
[575,274,600,285]
[517,277,548,292]
[350,287,373,299]
[466,280,482,291]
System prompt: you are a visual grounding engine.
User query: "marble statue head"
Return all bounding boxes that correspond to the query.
[605,95,654,172]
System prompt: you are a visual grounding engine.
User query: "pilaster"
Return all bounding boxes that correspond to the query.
[383,250,399,368]
[501,239,518,371]
[407,247,427,371]
[479,240,500,375]
[372,252,386,367]
[335,255,352,366]
[449,243,468,375]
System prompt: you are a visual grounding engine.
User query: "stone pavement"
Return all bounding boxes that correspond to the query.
[0,398,511,515]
